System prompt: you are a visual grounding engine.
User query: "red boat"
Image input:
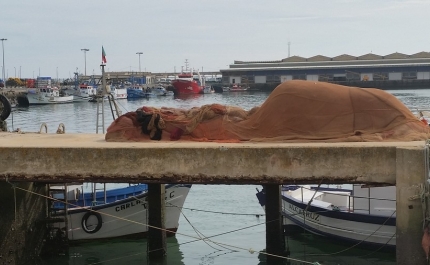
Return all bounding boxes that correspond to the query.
[171,60,204,95]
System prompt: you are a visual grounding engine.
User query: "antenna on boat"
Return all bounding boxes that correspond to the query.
[96,64,121,134]
[184,59,189,72]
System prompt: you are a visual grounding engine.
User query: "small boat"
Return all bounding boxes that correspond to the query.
[171,60,204,95]
[52,183,150,208]
[256,184,396,249]
[27,87,74,105]
[111,86,127,99]
[202,86,215,94]
[49,183,192,241]
[223,84,248,92]
[65,85,97,102]
[126,86,149,99]
[148,86,172,96]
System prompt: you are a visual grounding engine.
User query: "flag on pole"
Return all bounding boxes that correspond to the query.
[102,46,107,64]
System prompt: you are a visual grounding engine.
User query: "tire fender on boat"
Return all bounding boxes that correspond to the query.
[0,94,11,121]
[81,211,103,234]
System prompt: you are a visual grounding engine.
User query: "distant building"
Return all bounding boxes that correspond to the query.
[220,52,430,90]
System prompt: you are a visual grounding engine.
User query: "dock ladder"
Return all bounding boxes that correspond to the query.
[96,64,121,133]
[43,183,75,255]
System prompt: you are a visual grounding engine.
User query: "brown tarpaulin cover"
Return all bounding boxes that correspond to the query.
[105,80,430,142]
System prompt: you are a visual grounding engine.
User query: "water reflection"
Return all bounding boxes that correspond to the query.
[41,237,185,265]
[256,233,395,265]
[173,94,206,101]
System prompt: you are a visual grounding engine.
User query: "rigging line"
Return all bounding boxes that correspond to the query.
[113,99,129,114]
[166,205,265,216]
[177,201,240,252]
[178,204,226,252]
[307,210,396,257]
[168,217,279,249]
[167,203,335,248]
[359,232,396,258]
[12,186,177,235]
[14,186,320,265]
[298,185,396,202]
[302,178,323,248]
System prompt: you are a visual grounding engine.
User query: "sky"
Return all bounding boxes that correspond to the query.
[1,0,430,79]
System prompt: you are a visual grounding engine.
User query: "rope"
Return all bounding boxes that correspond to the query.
[12,185,320,264]
[167,205,264,216]
[178,204,234,252]
[307,210,396,256]
[298,185,396,202]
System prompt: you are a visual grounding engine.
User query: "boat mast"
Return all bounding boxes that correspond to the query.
[184,59,189,73]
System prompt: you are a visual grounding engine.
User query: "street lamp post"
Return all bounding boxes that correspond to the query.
[0,38,7,88]
[14,66,16,77]
[81,48,89,76]
[136,52,143,72]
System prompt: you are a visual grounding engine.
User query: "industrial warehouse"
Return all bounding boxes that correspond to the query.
[220,51,430,90]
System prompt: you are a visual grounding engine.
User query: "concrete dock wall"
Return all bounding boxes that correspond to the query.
[0,134,413,185]
[0,133,429,264]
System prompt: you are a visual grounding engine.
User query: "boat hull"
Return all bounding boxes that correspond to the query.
[53,184,191,241]
[127,88,149,98]
[114,88,127,99]
[281,195,396,248]
[27,93,74,105]
[256,187,396,249]
[171,80,203,95]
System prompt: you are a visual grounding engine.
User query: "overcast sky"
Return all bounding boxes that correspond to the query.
[1,0,429,79]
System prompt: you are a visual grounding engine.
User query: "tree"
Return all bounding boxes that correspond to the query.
[6,78,24,87]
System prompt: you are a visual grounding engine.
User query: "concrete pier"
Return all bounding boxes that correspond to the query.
[147,184,167,258]
[396,147,427,264]
[0,133,429,264]
[0,133,413,185]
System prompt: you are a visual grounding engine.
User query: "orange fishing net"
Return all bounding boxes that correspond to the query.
[105,80,430,142]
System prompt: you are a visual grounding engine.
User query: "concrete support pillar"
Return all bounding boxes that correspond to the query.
[147,184,166,259]
[396,147,427,264]
[264,184,285,264]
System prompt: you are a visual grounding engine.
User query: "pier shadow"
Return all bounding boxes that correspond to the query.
[40,237,184,265]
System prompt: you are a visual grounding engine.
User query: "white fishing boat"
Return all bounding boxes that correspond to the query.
[65,85,97,102]
[149,86,170,96]
[256,184,396,249]
[111,86,127,99]
[202,86,215,94]
[27,87,74,105]
[49,183,192,241]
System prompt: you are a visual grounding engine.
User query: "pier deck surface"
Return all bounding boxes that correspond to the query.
[0,133,426,184]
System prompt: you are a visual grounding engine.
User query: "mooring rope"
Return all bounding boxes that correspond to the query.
[307,210,396,256]
[11,185,321,264]
[166,205,264,216]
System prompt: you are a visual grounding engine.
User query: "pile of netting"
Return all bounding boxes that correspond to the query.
[105,80,430,142]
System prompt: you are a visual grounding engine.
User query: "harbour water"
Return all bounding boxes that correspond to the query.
[8,88,430,265]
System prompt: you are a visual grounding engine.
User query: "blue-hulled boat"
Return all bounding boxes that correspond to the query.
[53,183,149,208]
[127,86,150,98]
